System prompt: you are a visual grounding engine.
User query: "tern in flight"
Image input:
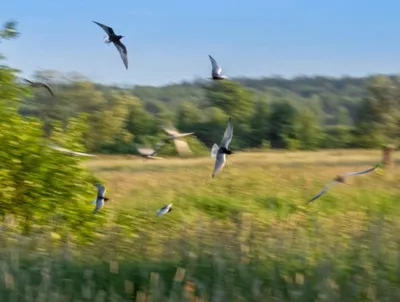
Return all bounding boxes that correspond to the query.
[161,125,194,156]
[136,140,165,160]
[92,20,128,69]
[23,78,55,97]
[307,163,381,203]
[211,117,234,178]
[209,55,228,80]
[156,203,173,217]
[92,184,110,214]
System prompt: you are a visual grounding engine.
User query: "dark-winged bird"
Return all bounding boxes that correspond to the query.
[209,55,227,80]
[161,125,194,156]
[23,78,55,97]
[156,203,173,217]
[211,117,234,177]
[307,163,380,204]
[92,184,110,214]
[136,140,166,160]
[92,20,128,69]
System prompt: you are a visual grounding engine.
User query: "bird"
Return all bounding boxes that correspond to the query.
[92,20,128,69]
[92,183,110,214]
[136,140,165,160]
[209,55,228,80]
[23,78,55,97]
[307,163,381,203]
[211,117,234,177]
[156,203,173,217]
[49,144,95,157]
[161,125,194,156]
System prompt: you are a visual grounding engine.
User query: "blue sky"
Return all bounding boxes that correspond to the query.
[2,0,400,86]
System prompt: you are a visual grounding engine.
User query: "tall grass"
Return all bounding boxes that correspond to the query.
[1,150,400,301]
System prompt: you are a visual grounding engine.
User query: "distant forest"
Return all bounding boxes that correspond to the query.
[18,70,400,154]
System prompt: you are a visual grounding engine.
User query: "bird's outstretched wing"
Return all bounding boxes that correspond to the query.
[173,139,192,156]
[95,183,106,199]
[162,125,179,137]
[113,40,128,69]
[342,163,380,177]
[92,20,115,36]
[24,78,55,97]
[212,153,226,178]
[211,143,219,158]
[209,55,222,75]
[93,199,104,214]
[49,145,95,157]
[307,180,338,204]
[220,117,233,148]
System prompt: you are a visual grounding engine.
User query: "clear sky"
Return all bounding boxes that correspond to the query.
[2,0,400,86]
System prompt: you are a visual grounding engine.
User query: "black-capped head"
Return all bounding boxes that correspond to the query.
[220,147,234,155]
[104,197,110,202]
[334,175,345,183]
[168,207,173,213]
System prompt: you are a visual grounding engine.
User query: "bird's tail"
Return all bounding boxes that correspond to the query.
[211,144,219,158]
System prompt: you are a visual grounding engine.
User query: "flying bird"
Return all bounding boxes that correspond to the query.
[92,183,110,214]
[161,125,194,156]
[156,203,173,217]
[92,20,128,69]
[23,78,55,97]
[136,140,165,160]
[211,117,234,177]
[209,55,227,80]
[307,163,380,203]
[49,144,95,157]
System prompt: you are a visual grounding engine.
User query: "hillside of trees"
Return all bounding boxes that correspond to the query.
[18,69,400,154]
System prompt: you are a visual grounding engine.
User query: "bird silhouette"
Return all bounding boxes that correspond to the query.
[92,20,128,69]
[307,163,381,203]
[23,78,55,97]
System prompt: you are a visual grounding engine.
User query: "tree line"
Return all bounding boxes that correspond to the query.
[19,69,400,154]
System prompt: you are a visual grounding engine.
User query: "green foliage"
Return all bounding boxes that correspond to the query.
[0,30,105,239]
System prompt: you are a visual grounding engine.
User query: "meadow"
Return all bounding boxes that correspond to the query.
[1,149,400,302]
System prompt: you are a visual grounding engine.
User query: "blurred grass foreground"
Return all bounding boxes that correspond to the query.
[1,150,400,301]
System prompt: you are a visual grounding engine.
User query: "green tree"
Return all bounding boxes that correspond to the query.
[294,109,324,150]
[268,101,298,148]
[204,81,254,122]
[0,24,104,239]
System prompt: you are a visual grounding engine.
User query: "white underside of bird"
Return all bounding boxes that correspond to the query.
[156,203,173,217]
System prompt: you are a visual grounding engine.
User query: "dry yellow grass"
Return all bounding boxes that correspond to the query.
[83,149,400,213]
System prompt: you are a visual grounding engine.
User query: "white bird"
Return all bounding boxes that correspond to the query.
[209,55,228,80]
[92,183,110,214]
[161,125,194,156]
[136,140,165,160]
[307,163,381,203]
[156,203,173,217]
[49,144,95,157]
[211,117,234,178]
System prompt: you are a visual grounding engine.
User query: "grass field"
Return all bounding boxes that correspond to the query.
[1,149,400,301]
